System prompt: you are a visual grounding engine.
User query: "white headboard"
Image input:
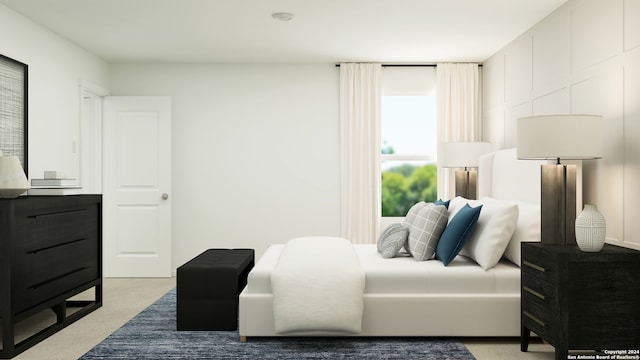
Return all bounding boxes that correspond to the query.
[477,148,546,204]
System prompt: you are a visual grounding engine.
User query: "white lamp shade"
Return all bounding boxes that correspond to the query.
[517,115,603,160]
[440,142,492,168]
[0,155,29,198]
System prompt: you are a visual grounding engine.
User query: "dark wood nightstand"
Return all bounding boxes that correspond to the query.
[521,242,640,360]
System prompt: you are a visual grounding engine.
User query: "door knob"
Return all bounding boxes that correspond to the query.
[162,193,169,200]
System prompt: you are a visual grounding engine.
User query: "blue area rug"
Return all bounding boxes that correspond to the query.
[80,289,476,359]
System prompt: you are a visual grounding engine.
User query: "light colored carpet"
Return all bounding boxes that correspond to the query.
[10,277,556,360]
[12,278,176,360]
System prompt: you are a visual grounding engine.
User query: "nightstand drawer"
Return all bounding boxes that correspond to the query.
[522,284,553,340]
[522,286,551,324]
[521,272,553,298]
[521,257,555,285]
[522,308,552,341]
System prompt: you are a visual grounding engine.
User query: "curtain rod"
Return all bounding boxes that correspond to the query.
[334,63,482,68]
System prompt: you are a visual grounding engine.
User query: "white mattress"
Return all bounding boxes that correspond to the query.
[245,244,520,295]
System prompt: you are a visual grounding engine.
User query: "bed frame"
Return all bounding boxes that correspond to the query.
[239,148,545,340]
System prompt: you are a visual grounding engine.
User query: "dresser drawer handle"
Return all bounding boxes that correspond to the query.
[523,286,546,300]
[523,260,546,273]
[523,311,546,328]
[28,208,88,219]
[28,238,88,254]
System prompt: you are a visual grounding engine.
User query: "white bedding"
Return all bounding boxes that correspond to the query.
[250,244,520,296]
[270,237,365,334]
[240,243,522,338]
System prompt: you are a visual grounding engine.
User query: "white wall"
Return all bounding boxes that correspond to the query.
[109,64,341,267]
[0,4,109,180]
[1,1,340,271]
[483,0,640,250]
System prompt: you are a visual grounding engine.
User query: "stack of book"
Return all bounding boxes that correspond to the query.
[28,178,82,195]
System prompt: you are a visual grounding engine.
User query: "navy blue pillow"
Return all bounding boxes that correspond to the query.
[435,199,450,209]
[435,203,482,266]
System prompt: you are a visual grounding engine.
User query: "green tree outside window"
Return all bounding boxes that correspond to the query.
[381,164,437,217]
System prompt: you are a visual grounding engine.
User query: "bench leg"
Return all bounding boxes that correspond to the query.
[240,336,247,343]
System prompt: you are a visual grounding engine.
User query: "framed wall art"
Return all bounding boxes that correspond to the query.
[0,53,28,176]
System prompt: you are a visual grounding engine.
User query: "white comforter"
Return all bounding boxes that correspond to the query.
[270,237,366,334]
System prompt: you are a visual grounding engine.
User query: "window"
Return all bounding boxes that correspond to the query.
[381,67,437,217]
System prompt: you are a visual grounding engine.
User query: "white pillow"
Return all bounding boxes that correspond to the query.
[453,197,519,270]
[443,196,472,234]
[445,196,469,220]
[502,201,541,266]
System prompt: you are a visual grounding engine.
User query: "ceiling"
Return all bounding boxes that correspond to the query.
[0,0,567,64]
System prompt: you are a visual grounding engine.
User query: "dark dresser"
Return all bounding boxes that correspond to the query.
[0,195,102,358]
[521,242,640,360]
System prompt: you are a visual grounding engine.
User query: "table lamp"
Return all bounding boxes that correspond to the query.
[517,114,603,245]
[441,142,492,200]
[0,151,30,198]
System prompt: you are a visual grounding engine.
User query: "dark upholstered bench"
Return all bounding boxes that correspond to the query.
[176,248,254,331]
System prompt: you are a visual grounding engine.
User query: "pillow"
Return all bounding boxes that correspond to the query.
[458,197,519,270]
[435,203,482,266]
[377,223,410,258]
[446,196,471,217]
[403,201,427,227]
[406,203,448,261]
[435,199,450,209]
[502,202,541,266]
[402,201,427,252]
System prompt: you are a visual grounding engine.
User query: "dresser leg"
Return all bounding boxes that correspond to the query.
[52,302,66,324]
[1,314,16,357]
[521,325,530,352]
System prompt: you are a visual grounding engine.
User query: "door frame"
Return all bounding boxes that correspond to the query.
[79,80,109,194]
[79,84,173,277]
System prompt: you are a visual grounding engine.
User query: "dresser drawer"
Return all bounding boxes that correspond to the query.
[13,204,99,253]
[14,236,99,285]
[13,266,99,313]
[13,237,99,312]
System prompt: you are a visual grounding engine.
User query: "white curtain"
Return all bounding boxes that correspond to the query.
[436,63,482,199]
[339,63,382,244]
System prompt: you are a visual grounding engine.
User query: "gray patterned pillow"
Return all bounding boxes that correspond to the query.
[377,223,410,258]
[402,201,427,252]
[407,203,448,261]
[403,201,427,227]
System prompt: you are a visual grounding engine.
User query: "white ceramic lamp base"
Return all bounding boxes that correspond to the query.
[575,204,606,252]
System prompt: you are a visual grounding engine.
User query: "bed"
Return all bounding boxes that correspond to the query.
[239,148,546,340]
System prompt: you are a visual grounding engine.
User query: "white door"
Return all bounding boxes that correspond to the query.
[103,96,172,277]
